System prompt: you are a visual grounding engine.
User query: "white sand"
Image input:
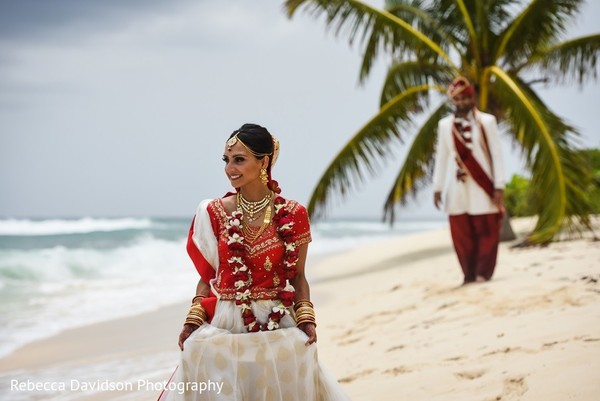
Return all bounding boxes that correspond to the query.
[1,217,599,400]
[312,218,600,401]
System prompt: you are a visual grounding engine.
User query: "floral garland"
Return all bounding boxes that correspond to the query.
[454,117,473,150]
[226,195,299,332]
[454,117,473,149]
[453,115,474,182]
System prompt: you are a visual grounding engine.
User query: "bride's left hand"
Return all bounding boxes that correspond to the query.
[299,322,317,346]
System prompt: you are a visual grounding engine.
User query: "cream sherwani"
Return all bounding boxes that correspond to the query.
[432,110,505,216]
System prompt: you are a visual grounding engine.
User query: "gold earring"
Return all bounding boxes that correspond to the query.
[260,168,268,185]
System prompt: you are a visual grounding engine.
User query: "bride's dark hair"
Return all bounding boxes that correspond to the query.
[229,123,280,193]
[229,124,273,159]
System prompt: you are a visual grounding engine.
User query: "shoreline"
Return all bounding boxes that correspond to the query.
[0,219,449,366]
[1,217,599,400]
[0,302,185,373]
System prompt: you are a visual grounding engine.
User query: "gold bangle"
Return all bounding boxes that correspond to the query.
[187,311,208,320]
[295,311,315,317]
[188,305,207,314]
[296,316,316,322]
[295,301,316,328]
[294,300,314,310]
[187,315,207,322]
[192,295,206,305]
[186,313,205,319]
[185,302,208,327]
[296,320,316,328]
[187,312,207,319]
[185,316,204,325]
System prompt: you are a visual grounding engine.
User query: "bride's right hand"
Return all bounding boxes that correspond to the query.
[178,324,199,351]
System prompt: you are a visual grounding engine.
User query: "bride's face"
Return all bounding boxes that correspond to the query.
[222,142,264,188]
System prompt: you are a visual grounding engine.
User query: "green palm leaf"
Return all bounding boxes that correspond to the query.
[285,0,456,82]
[384,0,462,53]
[287,0,598,243]
[454,0,481,66]
[487,66,592,242]
[380,60,455,106]
[493,0,583,67]
[522,34,600,85]
[307,84,443,217]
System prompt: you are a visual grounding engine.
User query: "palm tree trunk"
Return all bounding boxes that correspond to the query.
[500,211,516,241]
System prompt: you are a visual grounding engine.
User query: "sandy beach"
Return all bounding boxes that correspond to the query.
[1,217,599,400]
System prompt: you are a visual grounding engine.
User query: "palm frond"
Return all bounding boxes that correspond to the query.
[285,0,598,243]
[507,77,594,230]
[385,0,428,22]
[493,0,584,67]
[486,0,516,34]
[307,84,445,218]
[487,66,593,242]
[380,60,455,106]
[518,80,595,230]
[423,0,470,47]
[384,0,463,54]
[454,0,481,66]
[520,34,600,86]
[471,0,513,57]
[383,102,452,222]
[285,0,456,82]
[474,0,488,52]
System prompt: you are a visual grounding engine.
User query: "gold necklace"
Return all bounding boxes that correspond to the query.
[242,203,272,243]
[238,192,272,223]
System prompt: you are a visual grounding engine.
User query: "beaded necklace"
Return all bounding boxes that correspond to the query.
[237,192,271,223]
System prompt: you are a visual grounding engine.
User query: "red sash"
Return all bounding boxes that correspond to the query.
[452,120,495,199]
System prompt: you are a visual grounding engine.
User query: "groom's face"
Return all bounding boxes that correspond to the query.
[452,93,476,114]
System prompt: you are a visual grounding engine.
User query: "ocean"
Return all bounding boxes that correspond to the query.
[0,216,446,359]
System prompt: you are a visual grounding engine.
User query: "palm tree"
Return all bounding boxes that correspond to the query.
[284,0,600,243]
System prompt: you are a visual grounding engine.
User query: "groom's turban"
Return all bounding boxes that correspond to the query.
[448,76,475,98]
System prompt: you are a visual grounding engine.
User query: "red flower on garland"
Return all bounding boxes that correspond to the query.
[226,196,299,332]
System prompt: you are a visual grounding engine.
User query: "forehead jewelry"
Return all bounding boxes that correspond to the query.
[226,133,272,158]
[227,135,238,151]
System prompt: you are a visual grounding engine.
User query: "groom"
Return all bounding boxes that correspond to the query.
[432,77,505,284]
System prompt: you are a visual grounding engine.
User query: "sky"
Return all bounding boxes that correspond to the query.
[1,0,599,220]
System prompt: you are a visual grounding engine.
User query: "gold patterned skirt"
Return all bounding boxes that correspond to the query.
[158,300,351,401]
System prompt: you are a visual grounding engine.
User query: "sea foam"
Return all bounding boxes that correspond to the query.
[0,217,154,236]
[0,216,445,358]
[0,234,195,358]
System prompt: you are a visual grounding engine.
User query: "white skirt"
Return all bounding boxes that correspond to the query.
[158,300,351,401]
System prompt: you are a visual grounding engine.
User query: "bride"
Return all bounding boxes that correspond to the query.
[158,123,351,401]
